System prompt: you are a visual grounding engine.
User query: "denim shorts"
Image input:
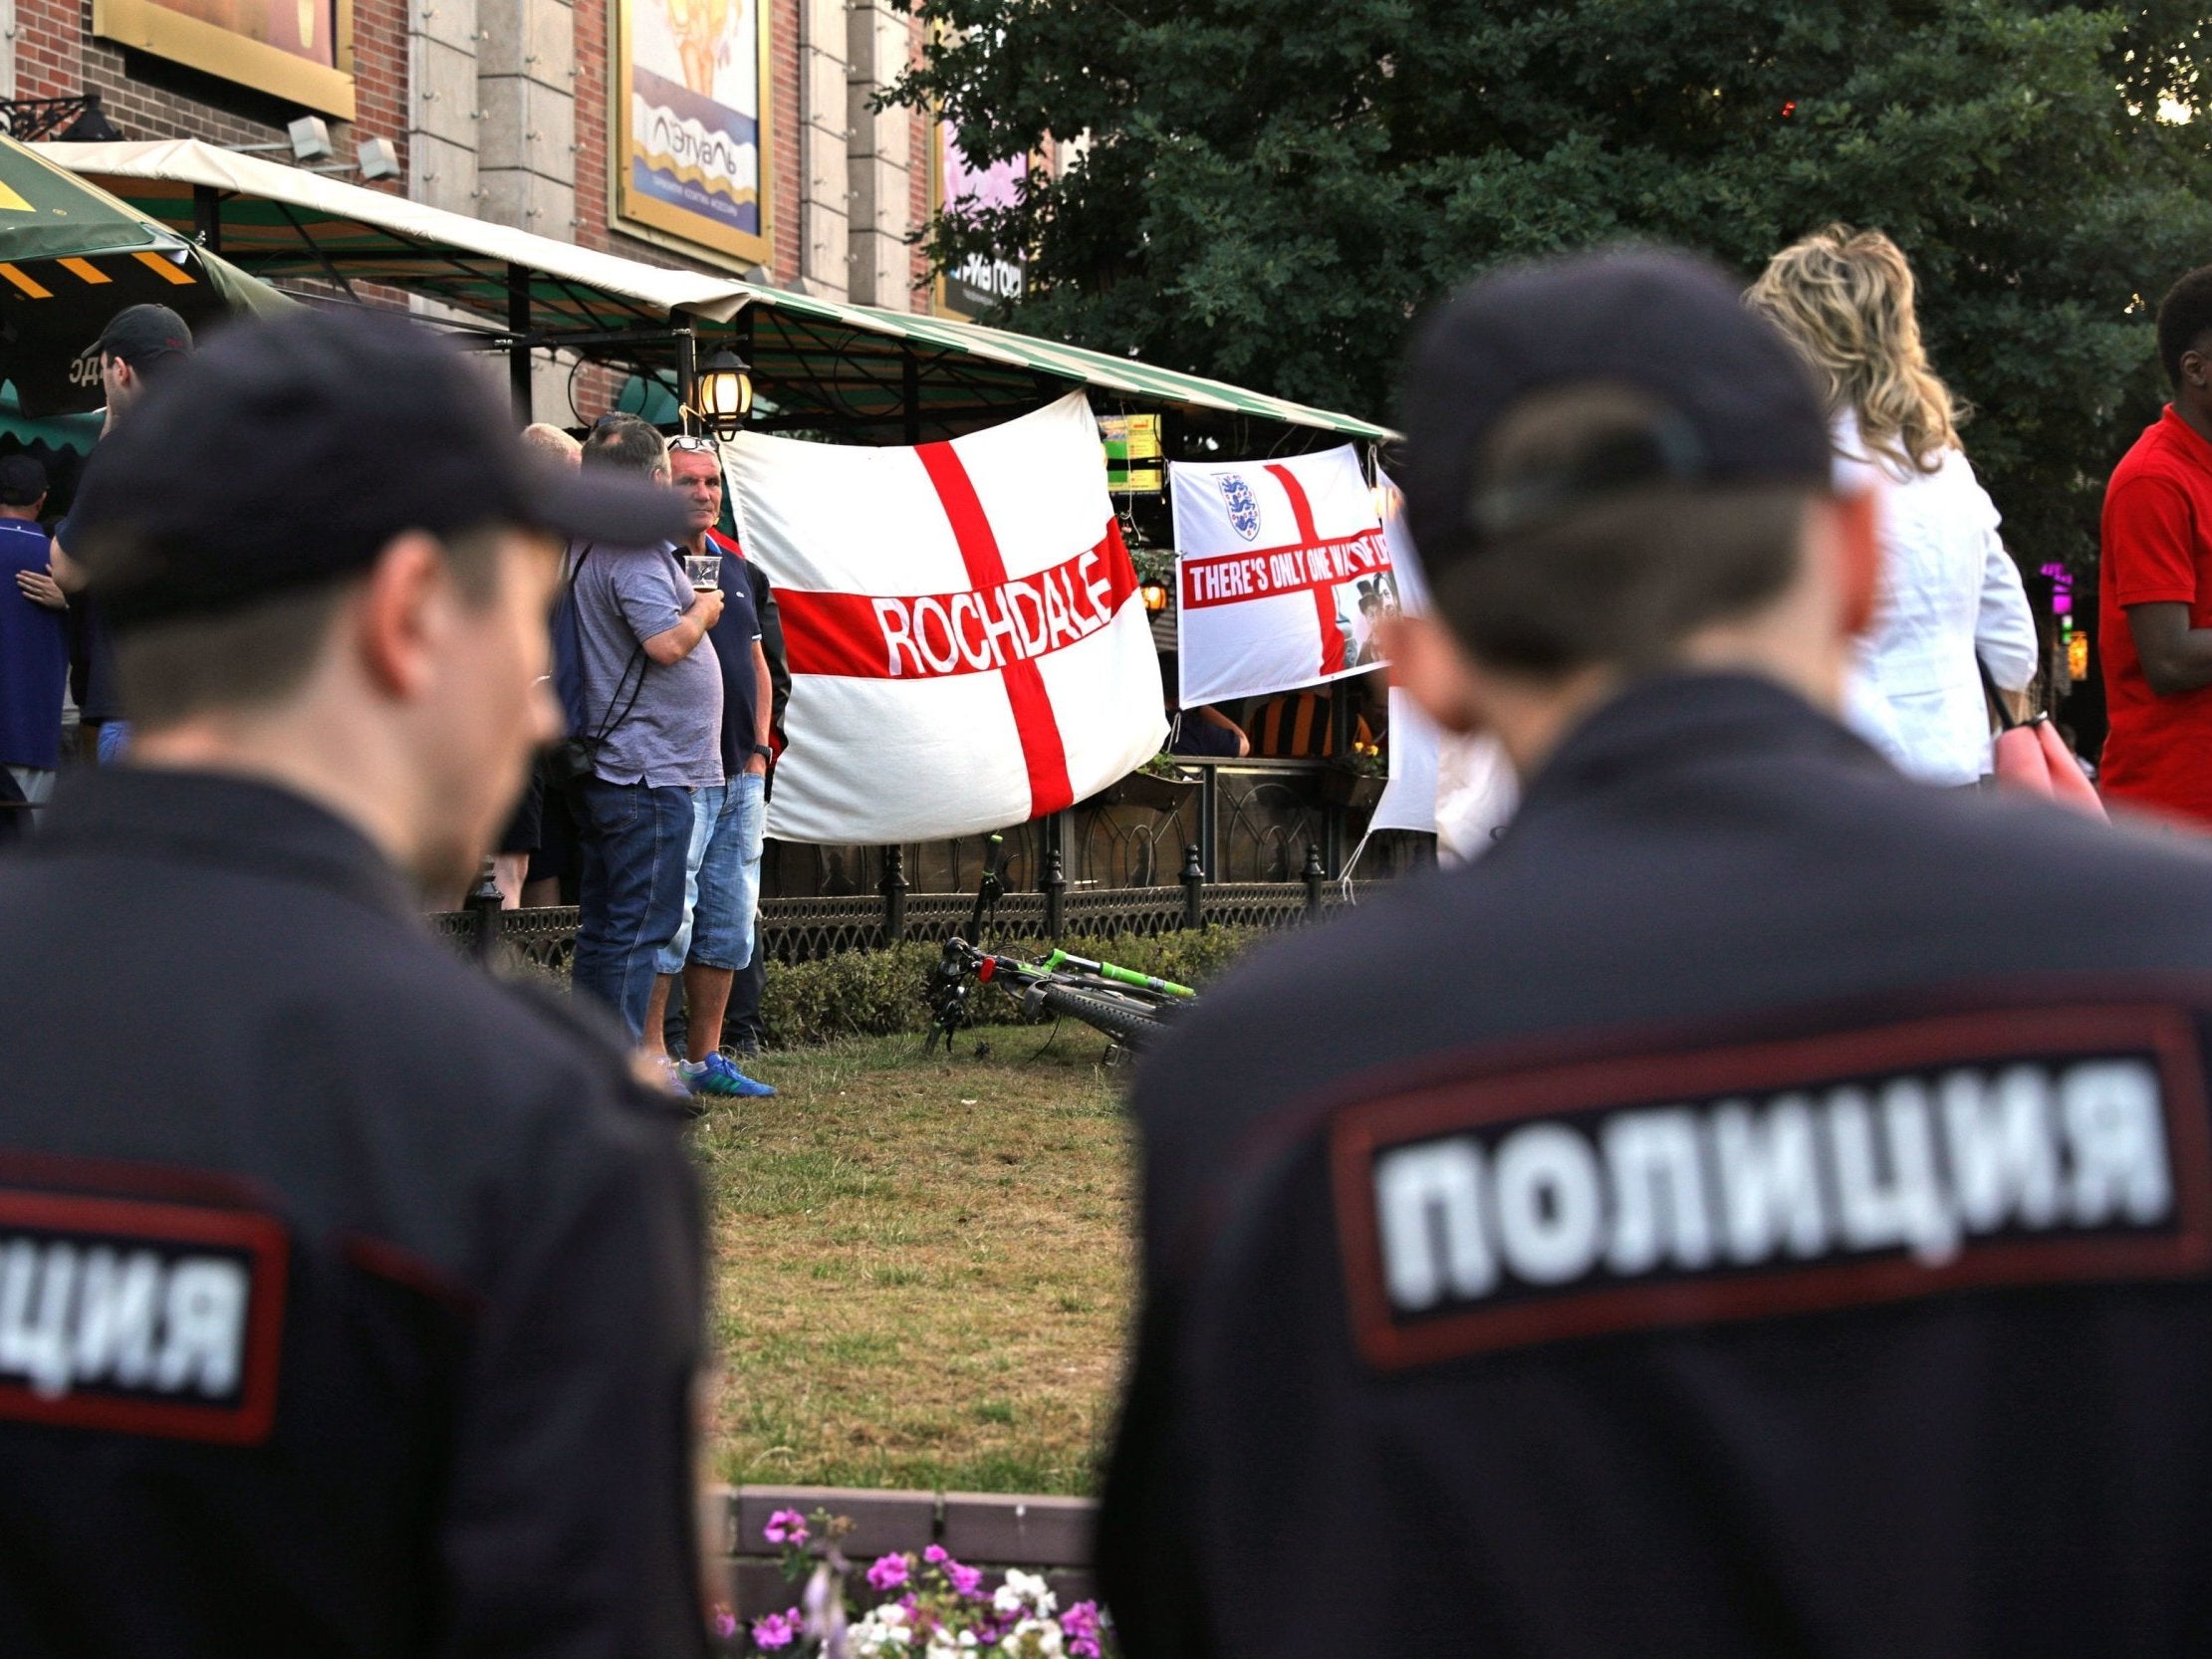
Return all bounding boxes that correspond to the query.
[659,772,765,973]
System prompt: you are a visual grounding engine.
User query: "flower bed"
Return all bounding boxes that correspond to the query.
[723,1507,1113,1657]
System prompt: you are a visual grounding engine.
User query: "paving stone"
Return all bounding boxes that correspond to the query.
[937,1493,1095,1567]
[730,1484,939,1560]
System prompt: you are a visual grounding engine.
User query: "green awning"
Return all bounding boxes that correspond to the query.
[0,134,179,266]
[0,137,301,414]
[0,380,101,454]
[723,294,1394,441]
[41,137,1392,445]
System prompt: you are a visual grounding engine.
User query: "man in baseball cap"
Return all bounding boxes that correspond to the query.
[1100,249,2212,1657]
[93,301,193,383]
[0,308,711,1656]
[48,303,199,761]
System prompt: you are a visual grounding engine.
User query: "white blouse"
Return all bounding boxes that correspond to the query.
[1836,414,2039,787]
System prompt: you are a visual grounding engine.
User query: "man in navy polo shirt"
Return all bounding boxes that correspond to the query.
[641,434,775,1098]
[0,455,64,817]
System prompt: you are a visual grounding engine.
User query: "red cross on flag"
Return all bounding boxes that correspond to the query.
[729,393,1168,843]
[1168,444,1394,706]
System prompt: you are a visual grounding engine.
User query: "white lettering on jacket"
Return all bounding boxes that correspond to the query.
[0,1241,248,1401]
[1374,1056,2174,1314]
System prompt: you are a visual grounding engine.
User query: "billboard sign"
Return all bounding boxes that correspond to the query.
[930,119,1025,319]
[94,0,354,117]
[614,0,771,267]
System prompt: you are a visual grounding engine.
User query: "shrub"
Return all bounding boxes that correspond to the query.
[753,927,1270,1051]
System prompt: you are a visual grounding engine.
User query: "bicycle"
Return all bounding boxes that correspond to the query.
[922,836,1197,1056]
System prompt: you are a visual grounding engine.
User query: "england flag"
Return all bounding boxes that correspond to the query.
[1170,443,1394,706]
[728,393,1168,843]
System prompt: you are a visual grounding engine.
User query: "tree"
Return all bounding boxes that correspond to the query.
[892,0,2212,573]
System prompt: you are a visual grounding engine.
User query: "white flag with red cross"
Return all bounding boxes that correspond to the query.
[1169,444,1393,706]
[728,393,1168,844]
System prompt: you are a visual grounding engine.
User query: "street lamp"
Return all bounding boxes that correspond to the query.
[1140,580,1169,613]
[696,348,754,439]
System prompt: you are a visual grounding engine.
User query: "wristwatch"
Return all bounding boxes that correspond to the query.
[751,744,775,762]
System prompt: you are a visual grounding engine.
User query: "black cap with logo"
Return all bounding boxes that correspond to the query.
[1394,248,1833,580]
[94,303,194,369]
[68,306,689,627]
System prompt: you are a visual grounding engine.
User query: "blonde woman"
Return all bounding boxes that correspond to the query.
[1750,226,2037,785]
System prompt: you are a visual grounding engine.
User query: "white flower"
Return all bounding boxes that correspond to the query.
[1002,1616,1067,1657]
[852,1605,915,1654]
[993,1568,1057,1617]
[924,1628,984,1659]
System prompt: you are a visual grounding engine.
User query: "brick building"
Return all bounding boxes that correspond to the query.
[2,0,974,414]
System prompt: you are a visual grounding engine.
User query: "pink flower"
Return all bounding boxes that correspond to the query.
[751,1608,802,1650]
[763,1510,809,1547]
[1061,1599,1103,1658]
[865,1552,910,1592]
[711,1604,738,1639]
[923,1543,949,1564]
[948,1561,984,1598]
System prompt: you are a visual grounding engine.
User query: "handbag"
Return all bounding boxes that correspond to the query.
[1978,656,2105,821]
[545,544,649,790]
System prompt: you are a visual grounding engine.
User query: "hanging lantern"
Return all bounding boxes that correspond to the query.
[1140,579,1169,614]
[696,348,754,440]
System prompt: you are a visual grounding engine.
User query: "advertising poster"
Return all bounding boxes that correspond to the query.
[1169,445,1395,706]
[930,120,1025,319]
[614,0,770,266]
[95,0,352,115]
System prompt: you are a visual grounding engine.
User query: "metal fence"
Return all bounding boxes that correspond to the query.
[757,759,1429,901]
[430,847,1357,972]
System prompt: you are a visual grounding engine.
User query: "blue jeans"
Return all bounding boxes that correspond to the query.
[96,721,131,764]
[658,773,765,973]
[572,778,696,1044]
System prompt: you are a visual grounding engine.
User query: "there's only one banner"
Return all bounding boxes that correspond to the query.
[729,392,1167,843]
[1169,444,1392,707]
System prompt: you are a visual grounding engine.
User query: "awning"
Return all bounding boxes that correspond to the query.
[38,136,1392,443]
[0,381,102,455]
[0,134,177,265]
[0,136,300,413]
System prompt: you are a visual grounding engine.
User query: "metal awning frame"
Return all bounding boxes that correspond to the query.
[52,140,1393,450]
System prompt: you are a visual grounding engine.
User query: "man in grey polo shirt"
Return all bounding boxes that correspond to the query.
[567,413,725,1050]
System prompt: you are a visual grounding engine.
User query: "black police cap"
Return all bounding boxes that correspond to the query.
[1395,248,1833,578]
[70,306,689,627]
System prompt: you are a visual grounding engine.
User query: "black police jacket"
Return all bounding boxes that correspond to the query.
[0,768,709,1659]
[1100,671,2212,1659]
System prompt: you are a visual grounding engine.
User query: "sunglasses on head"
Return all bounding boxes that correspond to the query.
[665,434,721,455]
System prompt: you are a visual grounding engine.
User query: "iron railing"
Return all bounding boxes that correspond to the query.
[0,93,118,142]
[431,852,1358,971]
[757,759,1427,901]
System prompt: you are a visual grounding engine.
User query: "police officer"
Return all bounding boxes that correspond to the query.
[1097,250,2212,1657]
[0,308,709,1656]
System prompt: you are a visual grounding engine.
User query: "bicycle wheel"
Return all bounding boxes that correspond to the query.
[1034,983,1169,1051]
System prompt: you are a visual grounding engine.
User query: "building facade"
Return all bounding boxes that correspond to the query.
[4,0,1013,416]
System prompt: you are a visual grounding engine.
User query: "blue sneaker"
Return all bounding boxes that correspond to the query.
[677,1053,776,1098]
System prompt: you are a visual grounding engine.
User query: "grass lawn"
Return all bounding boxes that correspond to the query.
[690,1025,1135,1497]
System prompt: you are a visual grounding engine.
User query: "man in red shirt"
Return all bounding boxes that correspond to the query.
[2099,265,2212,827]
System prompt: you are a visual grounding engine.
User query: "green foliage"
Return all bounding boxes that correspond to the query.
[756,927,1266,1049]
[892,0,2212,573]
